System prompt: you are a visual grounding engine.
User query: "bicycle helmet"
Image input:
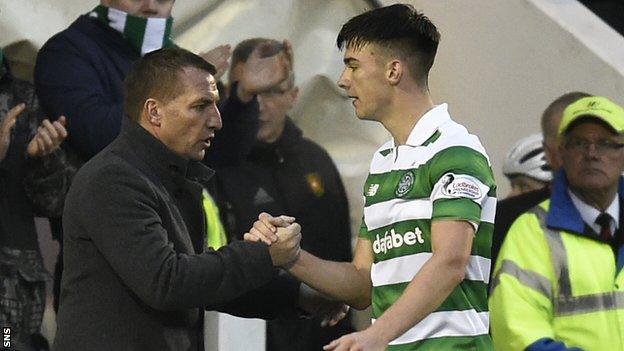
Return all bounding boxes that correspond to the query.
[502,133,552,182]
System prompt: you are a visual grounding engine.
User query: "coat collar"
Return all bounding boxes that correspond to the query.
[119,118,214,185]
[547,169,624,236]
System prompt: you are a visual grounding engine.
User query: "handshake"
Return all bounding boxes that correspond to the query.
[244,212,302,268]
[245,213,349,327]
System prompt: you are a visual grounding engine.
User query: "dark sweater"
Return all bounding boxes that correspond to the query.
[216,119,354,350]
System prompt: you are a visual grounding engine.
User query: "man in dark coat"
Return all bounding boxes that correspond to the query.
[217,38,354,351]
[0,49,73,351]
[54,48,343,351]
[34,0,291,311]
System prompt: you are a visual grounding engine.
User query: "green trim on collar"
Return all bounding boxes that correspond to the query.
[379,148,393,157]
[421,129,441,146]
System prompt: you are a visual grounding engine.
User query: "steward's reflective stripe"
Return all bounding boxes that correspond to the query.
[528,206,572,296]
[491,259,552,299]
[556,291,624,316]
[528,205,623,316]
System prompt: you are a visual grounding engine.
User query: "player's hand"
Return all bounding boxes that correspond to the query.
[243,212,295,245]
[298,283,349,327]
[324,329,388,351]
[267,222,301,267]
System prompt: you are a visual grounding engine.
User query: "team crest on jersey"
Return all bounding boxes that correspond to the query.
[395,171,415,197]
[306,173,324,197]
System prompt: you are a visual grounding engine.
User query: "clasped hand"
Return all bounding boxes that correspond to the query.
[245,212,301,267]
[245,213,350,328]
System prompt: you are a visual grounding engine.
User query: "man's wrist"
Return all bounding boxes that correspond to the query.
[235,81,254,103]
[367,319,395,345]
[281,247,301,270]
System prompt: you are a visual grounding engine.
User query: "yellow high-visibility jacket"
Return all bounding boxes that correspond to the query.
[490,173,624,351]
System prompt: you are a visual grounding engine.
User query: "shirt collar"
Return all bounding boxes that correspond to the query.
[568,189,619,234]
[392,103,450,148]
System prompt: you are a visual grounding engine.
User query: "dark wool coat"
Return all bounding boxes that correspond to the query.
[55,119,298,351]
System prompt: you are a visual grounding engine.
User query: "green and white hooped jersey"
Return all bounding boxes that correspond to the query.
[360,104,495,350]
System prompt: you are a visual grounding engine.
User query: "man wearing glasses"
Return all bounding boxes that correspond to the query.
[490,96,624,350]
[216,38,354,351]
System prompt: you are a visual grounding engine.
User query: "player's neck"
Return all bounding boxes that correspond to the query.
[381,90,434,146]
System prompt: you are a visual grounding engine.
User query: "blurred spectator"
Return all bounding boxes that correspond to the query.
[34,0,290,311]
[490,96,624,350]
[502,133,552,198]
[216,38,354,351]
[491,92,590,279]
[0,48,73,351]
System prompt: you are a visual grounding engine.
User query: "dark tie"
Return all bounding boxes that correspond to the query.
[595,213,613,242]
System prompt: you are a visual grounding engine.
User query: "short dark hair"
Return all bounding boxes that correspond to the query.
[124,47,216,121]
[336,4,440,86]
[541,91,591,140]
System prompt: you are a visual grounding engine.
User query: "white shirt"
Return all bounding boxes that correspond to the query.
[568,190,619,236]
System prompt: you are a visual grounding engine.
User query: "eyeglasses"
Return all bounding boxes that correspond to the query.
[564,137,624,154]
[259,88,289,98]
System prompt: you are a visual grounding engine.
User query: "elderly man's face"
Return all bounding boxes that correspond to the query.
[560,121,624,192]
[103,0,174,18]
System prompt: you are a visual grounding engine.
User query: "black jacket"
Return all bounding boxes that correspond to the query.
[55,118,298,351]
[216,119,353,351]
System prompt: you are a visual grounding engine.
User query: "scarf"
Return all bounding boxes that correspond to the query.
[89,5,174,56]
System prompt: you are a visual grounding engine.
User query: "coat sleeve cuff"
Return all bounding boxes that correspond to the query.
[526,338,584,351]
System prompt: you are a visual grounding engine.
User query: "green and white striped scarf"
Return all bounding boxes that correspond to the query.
[90,5,174,56]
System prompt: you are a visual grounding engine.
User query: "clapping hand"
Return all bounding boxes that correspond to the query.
[0,103,26,161]
[27,116,68,158]
[200,44,232,81]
